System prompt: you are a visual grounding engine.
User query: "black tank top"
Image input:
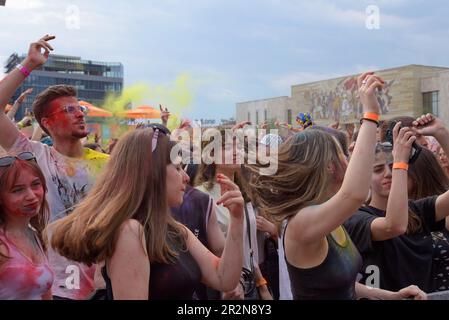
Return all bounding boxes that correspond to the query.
[284,224,362,300]
[102,239,202,300]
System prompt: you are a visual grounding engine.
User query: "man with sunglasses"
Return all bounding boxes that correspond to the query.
[0,35,109,300]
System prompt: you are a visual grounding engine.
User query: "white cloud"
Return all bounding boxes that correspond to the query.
[7,0,44,9]
[268,71,343,91]
[270,0,414,29]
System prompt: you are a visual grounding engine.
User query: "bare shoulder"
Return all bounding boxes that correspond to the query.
[120,219,144,235]
[115,219,147,255]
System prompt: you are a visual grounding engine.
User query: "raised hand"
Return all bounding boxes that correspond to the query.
[412,113,447,138]
[232,121,251,131]
[179,118,192,130]
[392,122,416,163]
[16,88,33,104]
[23,35,55,71]
[216,174,244,219]
[357,72,384,115]
[159,104,170,125]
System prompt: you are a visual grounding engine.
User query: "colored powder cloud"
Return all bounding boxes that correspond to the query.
[101,73,193,130]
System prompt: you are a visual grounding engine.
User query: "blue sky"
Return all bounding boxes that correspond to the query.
[1,0,448,122]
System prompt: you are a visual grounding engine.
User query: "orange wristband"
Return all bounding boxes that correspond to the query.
[256,277,268,287]
[393,162,409,171]
[360,112,380,127]
[363,112,380,122]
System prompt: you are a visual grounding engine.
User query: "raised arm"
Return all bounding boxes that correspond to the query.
[370,124,415,241]
[412,114,449,222]
[291,72,383,244]
[7,88,33,120]
[187,174,244,292]
[206,204,225,256]
[0,35,54,150]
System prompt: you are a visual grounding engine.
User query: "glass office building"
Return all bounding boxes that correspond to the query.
[4,53,123,120]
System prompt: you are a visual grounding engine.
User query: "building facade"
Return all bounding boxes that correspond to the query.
[236,65,449,127]
[5,53,123,120]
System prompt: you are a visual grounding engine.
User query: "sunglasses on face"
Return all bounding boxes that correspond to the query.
[0,152,37,167]
[46,105,88,118]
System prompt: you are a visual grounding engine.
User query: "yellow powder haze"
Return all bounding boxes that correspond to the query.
[101,74,194,132]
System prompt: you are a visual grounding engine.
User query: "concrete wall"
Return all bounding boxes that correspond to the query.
[236,96,292,125]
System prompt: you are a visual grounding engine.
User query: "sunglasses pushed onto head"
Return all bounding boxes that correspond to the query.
[0,152,37,167]
[136,123,171,153]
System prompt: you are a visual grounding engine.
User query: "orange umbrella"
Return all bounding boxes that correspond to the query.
[121,105,161,119]
[79,100,113,117]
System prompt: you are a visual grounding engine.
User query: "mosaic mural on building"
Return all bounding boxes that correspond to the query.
[303,76,395,123]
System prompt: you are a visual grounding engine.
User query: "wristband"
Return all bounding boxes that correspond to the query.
[363,112,380,122]
[360,118,379,127]
[360,112,380,126]
[256,277,268,287]
[16,64,31,77]
[393,162,409,171]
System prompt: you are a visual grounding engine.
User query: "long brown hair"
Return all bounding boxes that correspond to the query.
[408,147,449,199]
[250,129,346,222]
[408,147,449,233]
[50,128,187,265]
[193,128,251,202]
[0,159,50,258]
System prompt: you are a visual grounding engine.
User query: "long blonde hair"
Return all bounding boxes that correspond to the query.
[250,129,345,222]
[50,128,186,265]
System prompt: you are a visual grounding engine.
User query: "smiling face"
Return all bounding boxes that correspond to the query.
[42,96,88,140]
[0,166,45,221]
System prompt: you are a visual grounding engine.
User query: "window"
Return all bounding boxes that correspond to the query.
[423,91,439,116]
[287,109,292,125]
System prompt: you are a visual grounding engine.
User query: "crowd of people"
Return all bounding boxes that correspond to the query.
[1,35,449,300]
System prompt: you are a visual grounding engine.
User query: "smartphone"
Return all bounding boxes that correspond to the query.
[385,121,422,164]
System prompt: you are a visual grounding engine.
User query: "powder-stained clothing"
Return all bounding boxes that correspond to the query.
[0,229,54,300]
[9,133,108,299]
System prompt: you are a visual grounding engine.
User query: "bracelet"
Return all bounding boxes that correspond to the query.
[16,64,31,77]
[393,162,409,171]
[256,277,268,287]
[360,117,380,127]
[363,112,380,122]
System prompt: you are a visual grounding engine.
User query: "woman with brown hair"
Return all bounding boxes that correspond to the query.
[0,152,53,299]
[250,72,425,299]
[50,127,244,299]
[194,128,273,300]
